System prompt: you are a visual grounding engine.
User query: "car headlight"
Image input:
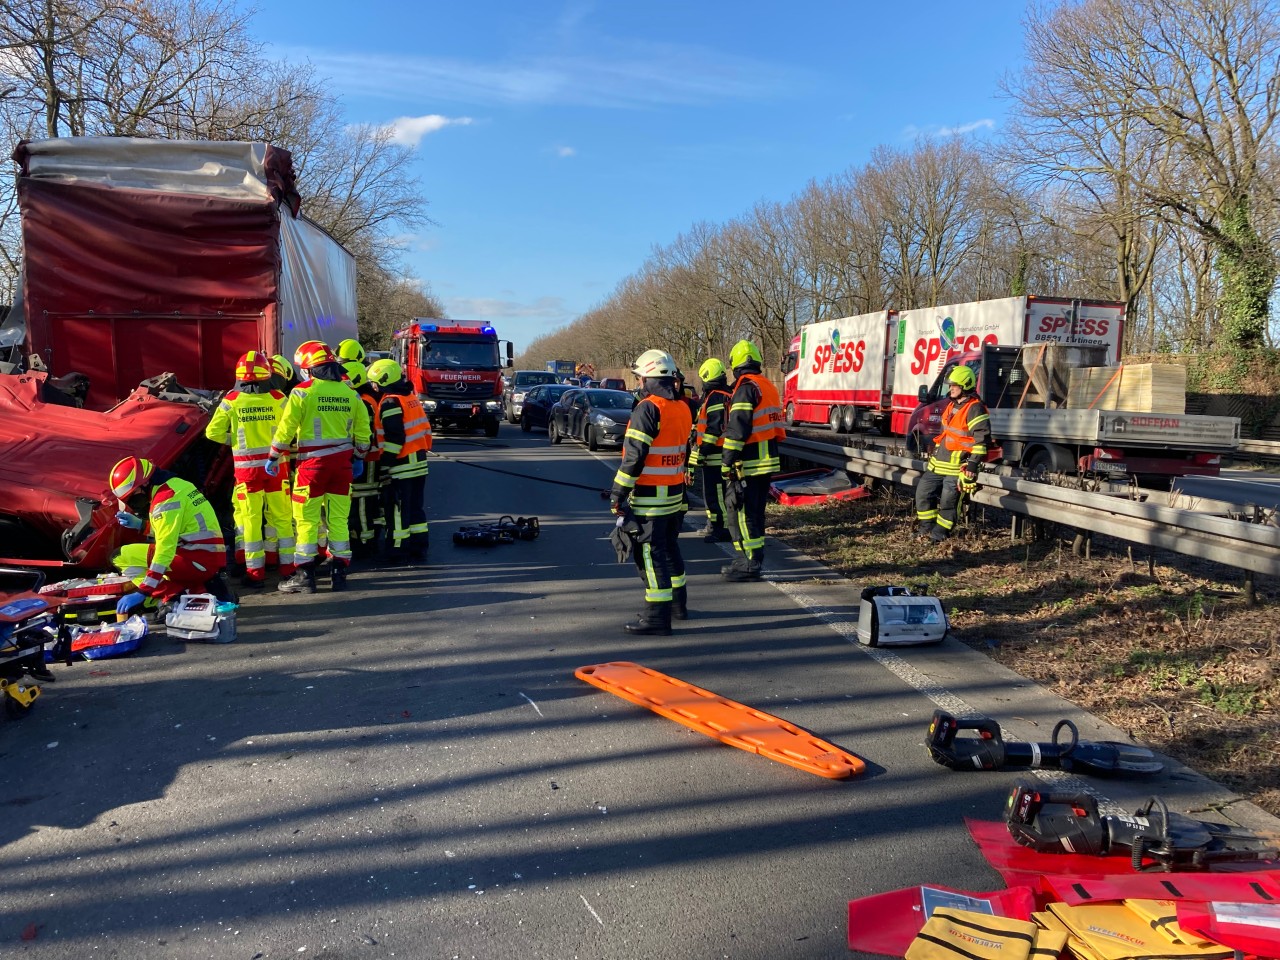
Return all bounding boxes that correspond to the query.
[485,401,502,411]
[513,391,526,403]
[422,399,438,412]
[593,413,617,427]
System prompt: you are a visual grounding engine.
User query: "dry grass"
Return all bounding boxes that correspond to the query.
[767,487,1280,815]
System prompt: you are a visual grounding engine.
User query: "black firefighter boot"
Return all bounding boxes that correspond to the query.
[330,559,349,592]
[623,601,673,636]
[722,548,764,582]
[672,586,689,621]
[278,563,317,595]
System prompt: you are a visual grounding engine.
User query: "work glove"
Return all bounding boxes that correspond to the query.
[116,591,147,616]
[264,457,280,477]
[957,475,977,495]
[352,458,365,480]
[723,459,744,483]
[609,493,630,518]
[115,511,144,530]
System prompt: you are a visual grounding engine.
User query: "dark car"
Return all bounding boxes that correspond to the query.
[549,388,637,450]
[504,370,561,423]
[599,377,626,391]
[519,383,578,433]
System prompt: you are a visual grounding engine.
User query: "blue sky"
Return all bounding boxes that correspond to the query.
[248,2,1028,354]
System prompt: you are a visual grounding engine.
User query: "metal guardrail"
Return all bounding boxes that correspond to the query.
[1236,439,1280,461]
[780,436,1280,577]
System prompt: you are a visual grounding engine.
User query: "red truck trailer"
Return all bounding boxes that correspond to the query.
[13,136,357,408]
[0,136,358,571]
[393,319,513,436]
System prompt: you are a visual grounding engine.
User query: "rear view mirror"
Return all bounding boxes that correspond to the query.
[917,385,929,403]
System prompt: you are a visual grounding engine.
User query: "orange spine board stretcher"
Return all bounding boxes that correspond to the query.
[575,661,865,779]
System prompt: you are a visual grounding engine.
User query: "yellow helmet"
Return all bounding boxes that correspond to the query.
[337,339,366,362]
[343,360,368,389]
[271,355,294,381]
[729,339,762,369]
[948,365,977,391]
[367,358,404,386]
[698,358,726,383]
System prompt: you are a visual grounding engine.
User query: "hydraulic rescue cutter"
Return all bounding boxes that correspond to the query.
[1005,780,1280,870]
[927,709,1164,776]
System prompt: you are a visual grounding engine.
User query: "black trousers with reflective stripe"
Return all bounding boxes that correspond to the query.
[632,513,685,604]
[698,464,726,525]
[726,476,771,559]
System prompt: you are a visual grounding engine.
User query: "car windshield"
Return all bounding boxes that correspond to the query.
[587,390,635,409]
[420,339,500,369]
[515,372,558,388]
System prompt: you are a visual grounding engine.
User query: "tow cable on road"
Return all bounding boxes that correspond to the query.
[427,448,612,498]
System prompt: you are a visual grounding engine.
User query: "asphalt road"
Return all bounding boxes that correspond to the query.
[3,423,1276,960]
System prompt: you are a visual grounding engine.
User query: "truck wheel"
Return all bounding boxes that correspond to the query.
[785,403,796,427]
[841,407,857,434]
[549,420,561,445]
[1026,449,1054,474]
[521,416,532,433]
[587,426,599,451]
[484,419,500,438]
[828,406,843,432]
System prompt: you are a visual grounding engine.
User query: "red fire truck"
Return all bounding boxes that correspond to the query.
[392,320,513,436]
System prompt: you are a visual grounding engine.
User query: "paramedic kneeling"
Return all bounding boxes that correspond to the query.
[110,456,228,615]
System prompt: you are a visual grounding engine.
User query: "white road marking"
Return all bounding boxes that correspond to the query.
[580,894,604,926]
[519,692,544,717]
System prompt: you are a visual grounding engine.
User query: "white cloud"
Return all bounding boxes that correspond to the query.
[275,42,800,109]
[388,114,474,147]
[555,145,576,158]
[902,118,996,139]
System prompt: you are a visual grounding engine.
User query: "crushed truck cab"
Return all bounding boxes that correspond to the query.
[0,371,221,571]
[394,320,513,437]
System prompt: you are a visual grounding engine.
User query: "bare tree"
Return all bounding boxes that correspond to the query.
[1008,0,1280,349]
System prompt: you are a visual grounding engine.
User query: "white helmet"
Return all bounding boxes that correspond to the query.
[632,349,678,378]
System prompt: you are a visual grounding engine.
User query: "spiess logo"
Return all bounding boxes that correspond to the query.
[811,330,866,375]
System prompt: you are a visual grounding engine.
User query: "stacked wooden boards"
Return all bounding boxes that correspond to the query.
[1067,363,1187,413]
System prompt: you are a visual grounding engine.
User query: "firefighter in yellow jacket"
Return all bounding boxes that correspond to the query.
[914,364,990,543]
[368,359,432,562]
[205,351,293,588]
[610,349,693,635]
[720,339,785,581]
[267,341,371,593]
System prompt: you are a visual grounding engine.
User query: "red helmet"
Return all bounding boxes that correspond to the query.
[109,456,155,502]
[293,340,335,371]
[235,350,272,383]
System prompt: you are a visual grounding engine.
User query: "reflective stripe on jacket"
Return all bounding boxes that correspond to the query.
[722,372,784,476]
[206,388,287,472]
[140,478,226,594]
[928,396,991,476]
[690,386,730,467]
[270,377,372,462]
[614,393,693,517]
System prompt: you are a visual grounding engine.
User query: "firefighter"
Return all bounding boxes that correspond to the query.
[720,339,785,582]
[344,360,385,557]
[205,351,293,588]
[367,358,431,562]
[337,339,366,364]
[267,341,371,593]
[268,354,299,395]
[914,364,990,543]
[610,349,693,635]
[689,357,733,542]
[110,456,229,616]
